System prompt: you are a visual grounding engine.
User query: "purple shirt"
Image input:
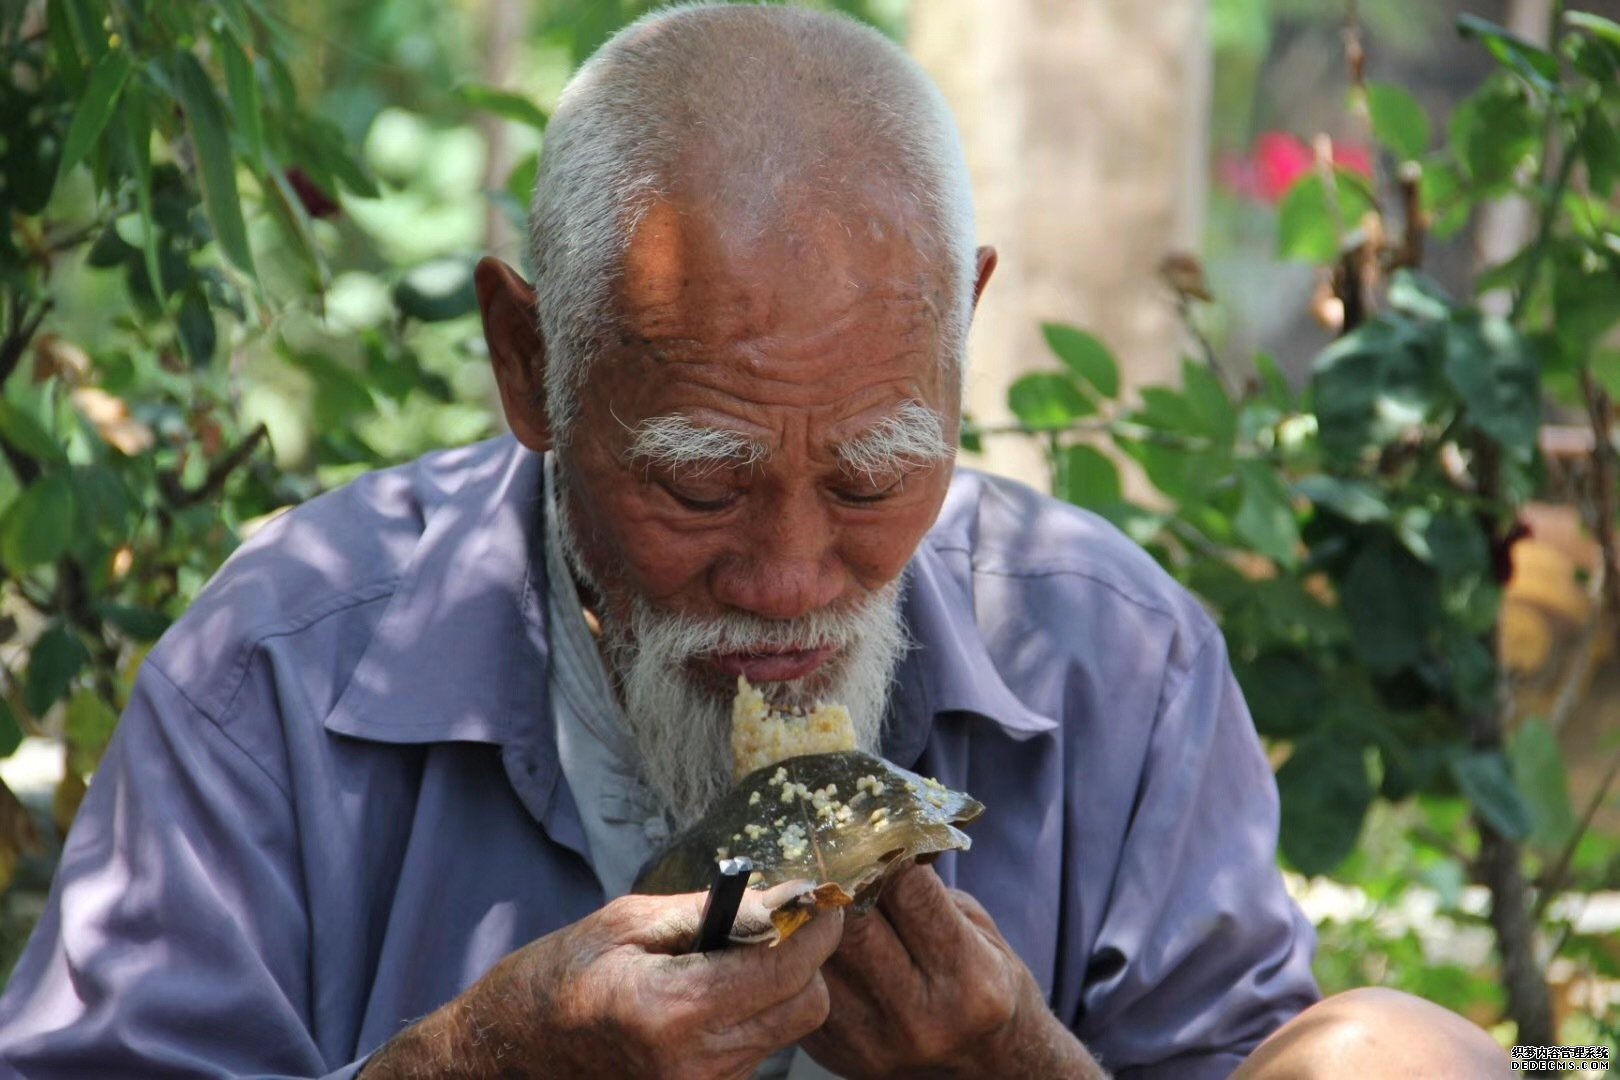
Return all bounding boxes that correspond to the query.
[0,437,1318,1079]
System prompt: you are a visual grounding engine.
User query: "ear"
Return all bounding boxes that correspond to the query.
[476,257,551,452]
[970,245,998,315]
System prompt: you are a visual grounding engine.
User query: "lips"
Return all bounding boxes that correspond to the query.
[708,645,837,683]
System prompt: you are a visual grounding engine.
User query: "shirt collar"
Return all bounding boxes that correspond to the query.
[323,441,1055,762]
[884,538,1059,768]
[324,439,551,750]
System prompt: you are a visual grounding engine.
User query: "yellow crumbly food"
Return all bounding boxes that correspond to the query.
[730,675,857,781]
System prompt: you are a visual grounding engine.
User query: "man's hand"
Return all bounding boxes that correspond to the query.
[803,862,1104,1079]
[365,890,842,1080]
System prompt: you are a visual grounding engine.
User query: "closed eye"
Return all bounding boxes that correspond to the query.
[657,478,741,513]
[834,475,906,505]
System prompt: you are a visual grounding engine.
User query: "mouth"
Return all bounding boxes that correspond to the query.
[706,645,838,683]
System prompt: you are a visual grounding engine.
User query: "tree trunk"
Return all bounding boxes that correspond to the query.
[908,0,1211,492]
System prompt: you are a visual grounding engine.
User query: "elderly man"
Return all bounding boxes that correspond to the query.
[0,5,1511,1079]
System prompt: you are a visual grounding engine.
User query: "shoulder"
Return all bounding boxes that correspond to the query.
[146,437,521,725]
[925,467,1216,669]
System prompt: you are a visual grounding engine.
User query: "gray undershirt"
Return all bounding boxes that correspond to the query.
[542,456,837,1080]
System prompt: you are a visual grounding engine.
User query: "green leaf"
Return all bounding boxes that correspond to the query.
[1442,313,1540,458]
[1365,82,1431,160]
[1311,315,1444,464]
[1277,171,1378,263]
[1255,353,1294,409]
[1449,749,1534,841]
[393,258,478,323]
[958,418,982,455]
[1235,652,1328,738]
[1425,513,1490,583]
[1181,360,1236,443]
[171,53,256,276]
[453,84,550,131]
[177,287,217,367]
[0,399,67,463]
[505,150,539,208]
[64,689,118,774]
[1341,535,1439,675]
[263,164,327,291]
[70,465,132,541]
[1387,269,1455,322]
[23,625,89,717]
[0,471,77,570]
[1059,445,1121,508]
[1457,14,1561,89]
[46,1,87,97]
[1295,475,1389,523]
[1567,10,1620,51]
[94,603,172,642]
[1008,373,1094,428]
[0,699,22,757]
[278,344,376,430]
[1277,734,1374,876]
[55,48,132,189]
[1234,461,1300,567]
[115,81,168,303]
[1041,324,1119,399]
[288,117,379,200]
[1579,111,1620,198]
[1509,719,1574,850]
[1420,159,1472,239]
[217,27,264,166]
[1449,80,1542,188]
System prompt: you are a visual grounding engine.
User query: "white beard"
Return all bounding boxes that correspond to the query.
[552,467,908,825]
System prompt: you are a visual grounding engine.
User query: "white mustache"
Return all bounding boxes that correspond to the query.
[623,587,901,666]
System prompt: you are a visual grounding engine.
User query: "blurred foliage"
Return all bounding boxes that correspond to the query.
[974,8,1620,1044]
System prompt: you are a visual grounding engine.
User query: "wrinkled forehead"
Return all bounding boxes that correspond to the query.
[615,185,953,356]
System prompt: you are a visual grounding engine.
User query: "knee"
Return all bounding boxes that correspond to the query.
[1234,988,1513,1080]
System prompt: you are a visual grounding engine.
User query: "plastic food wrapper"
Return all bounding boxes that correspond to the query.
[634,748,984,944]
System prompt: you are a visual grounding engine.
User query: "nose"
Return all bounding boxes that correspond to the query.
[710,486,846,621]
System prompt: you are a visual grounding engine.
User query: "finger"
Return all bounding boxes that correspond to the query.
[684,904,845,1017]
[825,903,917,1002]
[802,967,890,1078]
[712,969,832,1059]
[949,888,1015,950]
[876,863,979,965]
[603,891,710,953]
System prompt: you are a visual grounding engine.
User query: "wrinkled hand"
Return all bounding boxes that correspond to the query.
[802,862,1096,1079]
[366,890,842,1080]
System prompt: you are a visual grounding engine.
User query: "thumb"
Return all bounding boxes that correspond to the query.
[603,891,710,953]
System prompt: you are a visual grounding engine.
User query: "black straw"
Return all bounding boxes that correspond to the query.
[694,856,754,953]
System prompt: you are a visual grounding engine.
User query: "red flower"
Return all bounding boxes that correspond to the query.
[1218,132,1375,205]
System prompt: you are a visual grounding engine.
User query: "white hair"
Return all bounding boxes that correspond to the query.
[549,459,906,824]
[836,400,954,482]
[528,2,977,444]
[622,399,952,482]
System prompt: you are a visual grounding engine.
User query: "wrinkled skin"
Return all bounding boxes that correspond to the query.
[366,892,843,1080]
[805,862,1094,1078]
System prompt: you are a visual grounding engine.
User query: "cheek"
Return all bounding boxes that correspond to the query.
[834,473,953,589]
[576,483,719,601]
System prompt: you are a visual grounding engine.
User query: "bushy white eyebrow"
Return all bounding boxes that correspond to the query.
[625,414,768,475]
[836,401,954,482]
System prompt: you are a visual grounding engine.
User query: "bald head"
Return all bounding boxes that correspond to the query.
[528,2,976,441]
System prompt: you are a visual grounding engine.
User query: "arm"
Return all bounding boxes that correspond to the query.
[0,663,841,1080]
[1077,627,1320,1079]
[0,663,357,1079]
